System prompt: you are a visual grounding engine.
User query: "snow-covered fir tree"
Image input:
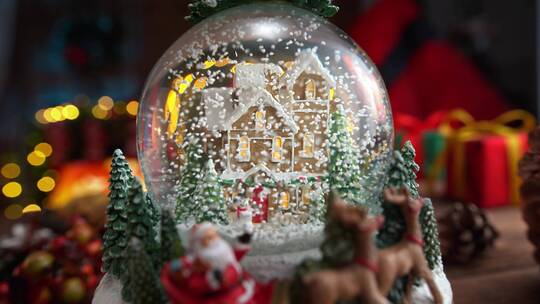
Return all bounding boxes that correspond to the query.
[160,209,184,266]
[122,238,168,304]
[125,177,160,269]
[387,141,420,198]
[377,141,420,248]
[175,135,205,222]
[307,184,326,223]
[102,149,133,278]
[327,105,363,206]
[192,159,230,224]
[420,198,442,269]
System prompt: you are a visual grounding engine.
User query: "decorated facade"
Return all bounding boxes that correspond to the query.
[195,50,336,222]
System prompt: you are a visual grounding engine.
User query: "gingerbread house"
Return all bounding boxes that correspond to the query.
[202,50,336,221]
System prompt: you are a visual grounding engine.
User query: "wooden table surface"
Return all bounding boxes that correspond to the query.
[441,206,540,304]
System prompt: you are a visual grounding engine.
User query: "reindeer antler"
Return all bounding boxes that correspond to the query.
[383,187,411,205]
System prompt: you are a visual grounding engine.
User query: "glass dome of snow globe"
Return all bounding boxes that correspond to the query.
[137,2,393,280]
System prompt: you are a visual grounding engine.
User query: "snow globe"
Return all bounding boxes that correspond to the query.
[137,2,393,280]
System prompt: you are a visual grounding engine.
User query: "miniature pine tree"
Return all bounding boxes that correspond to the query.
[420,198,442,270]
[160,209,185,266]
[327,105,363,206]
[387,140,420,198]
[192,159,230,224]
[122,238,168,304]
[102,149,133,278]
[377,141,420,248]
[307,184,326,223]
[126,177,160,270]
[175,135,205,223]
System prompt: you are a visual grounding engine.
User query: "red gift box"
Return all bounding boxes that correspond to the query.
[447,133,529,208]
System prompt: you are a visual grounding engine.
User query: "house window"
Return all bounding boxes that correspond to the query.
[300,133,315,158]
[279,191,290,209]
[238,136,250,162]
[305,79,316,100]
[302,186,311,205]
[272,136,283,162]
[255,109,265,130]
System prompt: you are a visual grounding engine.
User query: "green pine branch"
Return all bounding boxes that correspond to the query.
[186,0,339,24]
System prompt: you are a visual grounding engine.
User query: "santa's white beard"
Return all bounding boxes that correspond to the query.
[196,238,238,271]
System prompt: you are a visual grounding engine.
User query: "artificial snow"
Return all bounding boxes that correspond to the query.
[411,266,453,304]
[92,273,126,304]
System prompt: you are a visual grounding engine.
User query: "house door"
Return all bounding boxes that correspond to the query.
[251,185,269,223]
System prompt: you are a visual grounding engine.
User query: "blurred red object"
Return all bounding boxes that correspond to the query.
[349,0,510,120]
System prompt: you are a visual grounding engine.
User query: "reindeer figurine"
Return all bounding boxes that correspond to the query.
[377,188,443,304]
[303,191,389,304]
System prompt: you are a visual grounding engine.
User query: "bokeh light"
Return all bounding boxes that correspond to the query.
[37,176,55,192]
[2,181,22,198]
[22,204,42,214]
[126,100,139,116]
[92,105,110,119]
[27,150,46,166]
[62,104,80,120]
[34,142,53,157]
[98,96,114,110]
[4,204,22,220]
[1,163,21,179]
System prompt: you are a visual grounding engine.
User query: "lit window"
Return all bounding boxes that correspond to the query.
[272,136,283,162]
[305,79,316,100]
[238,136,250,162]
[300,133,315,158]
[255,109,265,130]
[280,191,290,209]
[302,186,311,205]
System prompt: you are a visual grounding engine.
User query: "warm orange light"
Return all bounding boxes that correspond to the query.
[22,204,42,214]
[50,107,63,121]
[98,96,114,110]
[1,163,20,179]
[35,109,47,124]
[92,105,110,119]
[37,176,55,192]
[126,101,139,116]
[2,182,22,198]
[4,204,22,220]
[62,104,79,120]
[35,143,53,157]
[27,151,46,166]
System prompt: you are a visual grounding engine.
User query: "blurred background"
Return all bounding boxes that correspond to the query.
[0,0,538,303]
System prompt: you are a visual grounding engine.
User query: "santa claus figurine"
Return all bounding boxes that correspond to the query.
[161,222,257,304]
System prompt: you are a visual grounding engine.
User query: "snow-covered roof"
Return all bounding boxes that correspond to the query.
[234,63,283,89]
[203,87,236,131]
[280,50,337,90]
[223,88,299,133]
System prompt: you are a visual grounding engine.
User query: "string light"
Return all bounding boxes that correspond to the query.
[62,104,79,120]
[98,96,114,111]
[2,182,22,198]
[34,142,53,157]
[27,150,46,166]
[37,176,55,192]
[92,105,110,120]
[49,107,63,121]
[4,204,22,220]
[22,204,42,214]
[126,101,139,116]
[1,163,20,179]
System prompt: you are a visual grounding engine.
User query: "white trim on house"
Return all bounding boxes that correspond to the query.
[223,88,299,133]
[280,50,337,92]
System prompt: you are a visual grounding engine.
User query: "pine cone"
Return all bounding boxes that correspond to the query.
[438,202,499,264]
[519,126,540,265]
